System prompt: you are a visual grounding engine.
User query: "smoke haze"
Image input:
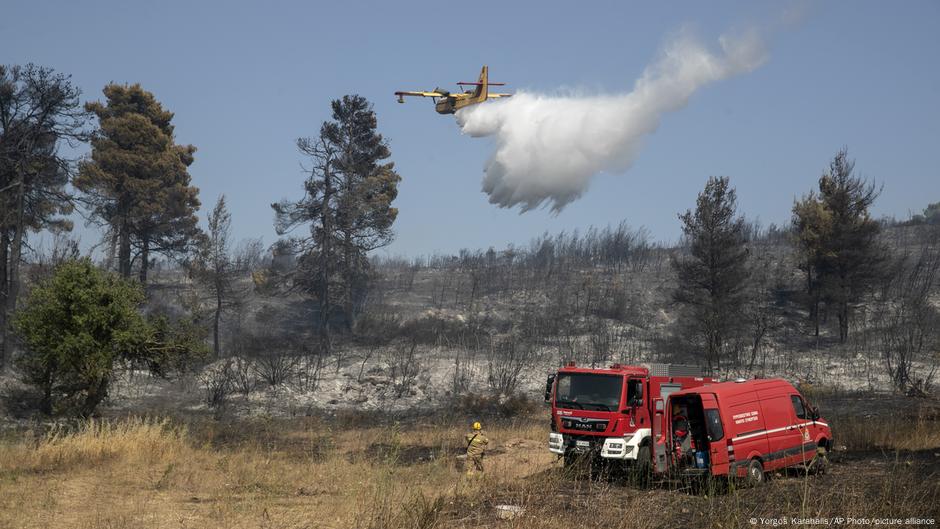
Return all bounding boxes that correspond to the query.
[455,29,768,212]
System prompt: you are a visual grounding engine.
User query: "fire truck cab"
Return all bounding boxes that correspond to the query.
[661,378,832,483]
[545,363,715,472]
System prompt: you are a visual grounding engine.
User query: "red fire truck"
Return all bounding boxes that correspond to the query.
[544,362,716,473]
[660,378,832,483]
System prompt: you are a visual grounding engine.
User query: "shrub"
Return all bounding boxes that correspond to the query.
[13,259,148,416]
[199,361,235,411]
[13,259,206,416]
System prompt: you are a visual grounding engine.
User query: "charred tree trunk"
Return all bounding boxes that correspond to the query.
[838,302,849,343]
[807,269,821,337]
[320,164,333,358]
[3,182,27,368]
[0,231,9,368]
[138,236,150,284]
[118,218,132,279]
[343,232,354,331]
[213,286,222,358]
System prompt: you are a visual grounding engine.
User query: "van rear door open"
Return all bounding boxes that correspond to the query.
[701,394,729,475]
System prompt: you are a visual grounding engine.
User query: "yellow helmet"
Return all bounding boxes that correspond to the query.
[472,421,482,431]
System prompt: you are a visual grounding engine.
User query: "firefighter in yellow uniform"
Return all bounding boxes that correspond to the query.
[465,421,489,477]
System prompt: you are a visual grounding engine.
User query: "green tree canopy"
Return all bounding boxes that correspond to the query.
[0,64,88,366]
[923,201,940,225]
[192,194,246,358]
[791,191,832,335]
[791,149,885,342]
[673,176,750,372]
[76,83,200,283]
[13,259,205,416]
[14,259,147,415]
[273,95,400,344]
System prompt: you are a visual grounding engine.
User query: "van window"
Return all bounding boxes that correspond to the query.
[705,409,724,441]
[790,395,806,420]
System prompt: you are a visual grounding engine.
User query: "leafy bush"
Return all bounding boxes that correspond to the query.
[13,259,148,415]
[13,259,205,416]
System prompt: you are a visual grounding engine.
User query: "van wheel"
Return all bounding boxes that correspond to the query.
[745,459,765,485]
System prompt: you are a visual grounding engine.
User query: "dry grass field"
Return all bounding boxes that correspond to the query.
[0,394,938,529]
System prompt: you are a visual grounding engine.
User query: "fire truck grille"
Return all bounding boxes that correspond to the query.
[562,418,609,432]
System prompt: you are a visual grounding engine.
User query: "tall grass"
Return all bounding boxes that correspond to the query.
[353,411,940,529]
[0,410,936,529]
[832,409,940,451]
[0,417,188,473]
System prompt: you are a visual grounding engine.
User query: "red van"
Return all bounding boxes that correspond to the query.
[657,378,832,483]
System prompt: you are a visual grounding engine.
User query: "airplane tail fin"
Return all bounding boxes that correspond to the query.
[478,65,488,99]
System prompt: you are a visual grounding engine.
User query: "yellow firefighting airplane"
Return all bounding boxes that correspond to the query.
[394,65,511,114]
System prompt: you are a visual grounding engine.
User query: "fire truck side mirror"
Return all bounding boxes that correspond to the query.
[544,374,556,402]
[627,380,643,407]
[810,406,820,421]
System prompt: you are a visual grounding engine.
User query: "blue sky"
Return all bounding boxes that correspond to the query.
[3,1,939,257]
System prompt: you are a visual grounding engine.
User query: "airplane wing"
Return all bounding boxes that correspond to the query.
[394,91,445,98]
[487,93,512,99]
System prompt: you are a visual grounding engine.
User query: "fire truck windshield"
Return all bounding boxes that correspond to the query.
[555,373,623,411]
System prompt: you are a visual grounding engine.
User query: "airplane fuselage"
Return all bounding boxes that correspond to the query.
[435,92,489,114]
[435,97,458,114]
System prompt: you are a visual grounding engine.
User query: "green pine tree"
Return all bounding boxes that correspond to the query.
[813,150,885,342]
[0,64,88,366]
[273,95,401,348]
[673,176,750,371]
[76,83,200,283]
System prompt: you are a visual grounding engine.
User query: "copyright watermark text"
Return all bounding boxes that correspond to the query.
[748,518,935,527]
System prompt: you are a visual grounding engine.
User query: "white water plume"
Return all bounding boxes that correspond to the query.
[456,29,768,212]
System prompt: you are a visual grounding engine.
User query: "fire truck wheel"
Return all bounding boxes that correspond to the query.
[563,453,579,468]
[589,458,607,481]
[633,445,651,486]
[745,459,765,485]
